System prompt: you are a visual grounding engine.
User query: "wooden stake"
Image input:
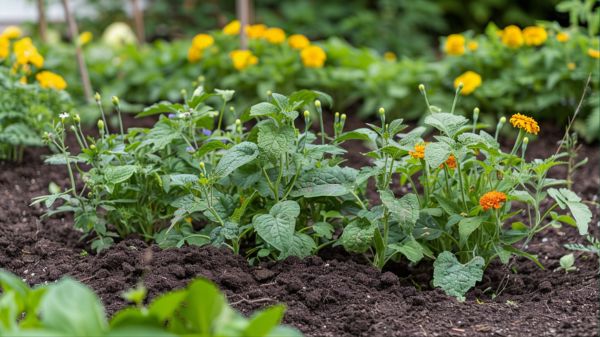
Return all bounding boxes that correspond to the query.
[61,0,92,102]
[237,0,250,50]
[37,0,47,43]
[131,0,145,44]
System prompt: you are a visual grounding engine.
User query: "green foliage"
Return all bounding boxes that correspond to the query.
[432,251,485,301]
[0,269,301,337]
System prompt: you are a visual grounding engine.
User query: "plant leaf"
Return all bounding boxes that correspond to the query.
[433,251,484,301]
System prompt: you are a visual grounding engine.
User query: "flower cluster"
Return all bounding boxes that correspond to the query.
[187,33,214,63]
[229,49,258,70]
[409,142,427,159]
[500,25,548,48]
[444,34,478,56]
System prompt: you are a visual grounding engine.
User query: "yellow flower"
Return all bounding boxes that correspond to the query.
[454,71,482,95]
[264,27,286,44]
[523,26,547,46]
[300,45,326,68]
[409,143,427,159]
[467,41,478,51]
[1,25,22,39]
[510,113,540,135]
[78,31,93,46]
[384,51,397,61]
[567,62,576,70]
[19,76,27,84]
[36,71,67,90]
[288,34,310,49]
[440,154,457,169]
[192,34,214,50]
[229,49,258,70]
[13,37,44,68]
[0,36,9,59]
[479,191,507,211]
[187,46,203,63]
[501,25,523,48]
[556,32,569,43]
[444,34,465,55]
[223,20,241,35]
[245,24,267,39]
[588,48,600,59]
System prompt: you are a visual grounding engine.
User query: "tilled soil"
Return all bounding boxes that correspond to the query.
[0,123,598,337]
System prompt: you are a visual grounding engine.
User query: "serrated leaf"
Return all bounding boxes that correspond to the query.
[379,191,419,226]
[290,166,357,198]
[257,121,295,160]
[424,142,452,169]
[104,165,137,184]
[213,142,259,177]
[424,113,468,137]
[250,102,279,117]
[389,239,423,263]
[253,201,299,252]
[433,251,484,301]
[340,219,374,253]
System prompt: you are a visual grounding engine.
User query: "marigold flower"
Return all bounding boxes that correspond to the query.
[288,34,310,49]
[479,191,507,210]
[467,41,478,51]
[36,71,67,90]
[523,26,547,46]
[556,32,569,42]
[192,34,214,50]
[13,37,44,68]
[1,25,22,39]
[384,51,397,61]
[0,36,9,59]
[223,20,241,35]
[454,71,482,95]
[187,46,203,63]
[78,31,93,46]
[440,154,456,169]
[510,113,540,135]
[300,45,326,68]
[588,48,600,59]
[444,34,465,55]
[501,25,523,48]
[567,62,576,70]
[264,27,286,44]
[409,143,427,159]
[245,24,267,39]
[229,49,258,70]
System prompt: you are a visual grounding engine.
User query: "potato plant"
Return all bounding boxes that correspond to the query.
[0,269,301,337]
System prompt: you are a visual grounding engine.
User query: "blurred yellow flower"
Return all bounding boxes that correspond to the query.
[523,26,547,46]
[409,143,427,159]
[288,34,310,49]
[19,76,27,84]
[13,37,44,68]
[1,25,22,39]
[588,48,600,59]
[192,34,214,50]
[501,25,523,48]
[454,71,482,95]
[187,46,203,63]
[223,20,241,35]
[230,49,258,70]
[444,34,465,55]
[556,32,569,42]
[0,36,9,59]
[467,41,478,51]
[567,62,576,70]
[265,27,286,44]
[384,51,397,61]
[78,31,93,46]
[245,24,267,39]
[300,45,326,68]
[36,71,67,90]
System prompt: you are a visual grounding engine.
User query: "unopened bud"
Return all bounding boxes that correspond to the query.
[473,107,480,117]
[73,114,81,123]
[90,144,96,150]
[199,162,205,169]
[303,110,310,119]
[314,100,321,108]
[341,113,347,120]
[418,84,425,92]
[335,112,340,118]
[235,119,241,125]
[94,92,101,102]
[97,120,104,130]
[523,137,529,145]
[378,107,385,115]
[111,96,120,106]
[266,90,272,96]
[500,117,507,124]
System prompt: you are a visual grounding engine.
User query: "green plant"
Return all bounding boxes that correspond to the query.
[558,253,577,272]
[0,269,301,337]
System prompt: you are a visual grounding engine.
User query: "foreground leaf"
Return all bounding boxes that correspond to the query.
[432,251,484,301]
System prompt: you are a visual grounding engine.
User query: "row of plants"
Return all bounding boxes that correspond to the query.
[0,269,301,336]
[34,86,592,300]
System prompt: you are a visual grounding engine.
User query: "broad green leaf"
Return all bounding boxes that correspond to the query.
[458,216,485,246]
[312,222,334,239]
[244,305,286,337]
[559,253,575,270]
[336,128,378,143]
[136,102,183,117]
[424,142,452,169]
[253,201,300,252]
[104,165,137,184]
[340,219,374,253]
[548,188,591,235]
[213,142,259,177]
[257,121,295,160]
[250,102,279,117]
[424,113,468,137]
[389,239,424,263]
[290,166,357,198]
[379,191,419,226]
[182,279,225,334]
[432,252,484,301]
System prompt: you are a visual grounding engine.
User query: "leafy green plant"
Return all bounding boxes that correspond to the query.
[558,253,577,272]
[0,269,301,337]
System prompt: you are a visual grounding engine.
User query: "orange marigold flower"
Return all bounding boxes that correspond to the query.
[523,26,547,46]
[479,191,507,211]
[588,48,600,59]
[409,143,427,159]
[510,113,540,135]
[440,154,456,169]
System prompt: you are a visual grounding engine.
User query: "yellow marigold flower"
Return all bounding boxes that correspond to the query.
[479,191,507,211]
[384,51,397,61]
[264,27,286,44]
[444,34,465,55]
[440,154,456,169]
[30,52,44,68]
[187,46,203,63]
[588,48,600,59]
[223,20,241,35]
[13,37,44,68]
[300,45,326,68]
[288,34,310,49]
[567,62,576,70]
[0,36,9,59]
[467,41,478,51]
[245,24,267,39]
[510,113,540,135]
[523,26,547,46]
[556,32,569,43]
[409,143,427,159]
[1,25,22,39]
[501,25,523,48]
[454,71,482,95]
[36,71,67,90]
[230,49,258,70]
[78,31,93,46]
[192,34,214,50]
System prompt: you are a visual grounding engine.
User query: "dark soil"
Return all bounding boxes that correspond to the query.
[0,121,598,337]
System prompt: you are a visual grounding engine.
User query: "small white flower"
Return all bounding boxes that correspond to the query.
[59,112,70,121]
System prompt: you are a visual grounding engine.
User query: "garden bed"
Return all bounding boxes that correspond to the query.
[0,122,597,337]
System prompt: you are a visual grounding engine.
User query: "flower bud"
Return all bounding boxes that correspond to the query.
[341,113,347,120]
[523,137,529,145]
[266,90,272,96]
[97,119,104,130]
[73,114,81,123]
[314,100,321,108]
[199,162,205,169]
[90,144,96,150]
[303,110,310,119]
[180,89,187,97]
[456,82,464,90]
[500,117,507,124]
[235,119,241,125]
[229,106,235,112]
[378,107,385,115]
[473,107,480,118]
[335,112,340,118]
[94,92,101,102]
[418,84,425,92]
[111,96,120,106]
[70,125,77,132]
